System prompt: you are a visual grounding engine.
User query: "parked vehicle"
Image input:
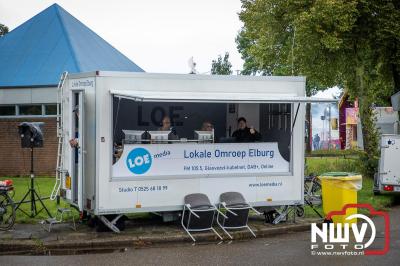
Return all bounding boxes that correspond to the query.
[0,180,16,231]
[374,134,400,195]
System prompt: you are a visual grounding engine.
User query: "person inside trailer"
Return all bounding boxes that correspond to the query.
[69,105,79,148]
[159,116,171,131]
[232,117,261,142]
[201,120,214,131]
[158,115,179,141]
[69,105,80,183]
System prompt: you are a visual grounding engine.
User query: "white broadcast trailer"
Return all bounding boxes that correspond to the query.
[59,71,333,231]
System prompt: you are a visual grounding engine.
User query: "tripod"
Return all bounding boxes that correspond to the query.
[15,144,52,218]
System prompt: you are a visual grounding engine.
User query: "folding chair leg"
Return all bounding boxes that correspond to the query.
[211,228,223,240]
[246,225,257,238]
[218,225,233,239]
[216,213,231,239]
[187,231,197,242]
[183,226,197,242]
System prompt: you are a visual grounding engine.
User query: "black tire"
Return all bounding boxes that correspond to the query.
[373,173,381,195]
[311,181,322,195]
[95,219,108,232]
[0,193,16,231]
[264,210,278,224]
[296,206,305,217]
[116,216,126,231]
[87,216,97,228]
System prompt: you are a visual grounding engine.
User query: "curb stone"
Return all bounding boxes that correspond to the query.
[0,220,320,254]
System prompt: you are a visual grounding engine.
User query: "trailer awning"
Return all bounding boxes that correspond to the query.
[110,89,337,103]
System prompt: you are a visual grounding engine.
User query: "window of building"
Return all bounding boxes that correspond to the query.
[0,105,16,116]
[44,104,57,115]
[19,105,43,116]
[0,104,58,117]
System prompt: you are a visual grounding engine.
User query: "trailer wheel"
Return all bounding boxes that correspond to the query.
[373,173,381,196]
[116,216,126,231]
[87,216,97,228]
[296,206,305,217]
[263,209,278,224]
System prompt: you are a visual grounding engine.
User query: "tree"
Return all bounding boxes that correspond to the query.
[0,23,9,37]
[236,0,400,177]
[211,52,233,75]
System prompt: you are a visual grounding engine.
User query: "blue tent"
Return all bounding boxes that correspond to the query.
[0,4,143,88]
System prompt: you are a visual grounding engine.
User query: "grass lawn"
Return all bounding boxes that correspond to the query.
[2,177,151,224]
[1,177,78,224]
[305,157,360,176]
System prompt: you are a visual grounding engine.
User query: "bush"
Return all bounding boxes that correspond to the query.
[354,150,379,179]
[305,157,360,176]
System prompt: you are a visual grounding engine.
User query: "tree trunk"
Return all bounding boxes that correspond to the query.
[356,65,368,149]
[392,64,400,93]
[356,64,379,178]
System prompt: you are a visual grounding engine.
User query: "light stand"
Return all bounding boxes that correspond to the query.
[15,123,52,218]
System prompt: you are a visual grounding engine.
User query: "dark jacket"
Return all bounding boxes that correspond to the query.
[232,127,262,142]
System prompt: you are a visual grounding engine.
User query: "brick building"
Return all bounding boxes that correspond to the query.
[0,4,143,176]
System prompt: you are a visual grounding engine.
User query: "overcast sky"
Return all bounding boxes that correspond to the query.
[0,0,341,101]
[0,0,244,74]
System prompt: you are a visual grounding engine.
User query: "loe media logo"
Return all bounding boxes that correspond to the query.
[126,148,152,175]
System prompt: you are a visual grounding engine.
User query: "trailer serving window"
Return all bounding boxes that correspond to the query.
[110,90,333,180]
[112,99,292,158]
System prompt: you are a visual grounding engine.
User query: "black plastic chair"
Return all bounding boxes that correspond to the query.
[217,192,261,239]
[181,193,223,242]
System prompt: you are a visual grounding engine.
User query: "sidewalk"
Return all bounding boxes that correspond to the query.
[0,215,321,255]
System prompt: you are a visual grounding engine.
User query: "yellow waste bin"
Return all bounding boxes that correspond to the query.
[318,172,362,224]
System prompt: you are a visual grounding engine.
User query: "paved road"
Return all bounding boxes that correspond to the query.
[1,207,399,266]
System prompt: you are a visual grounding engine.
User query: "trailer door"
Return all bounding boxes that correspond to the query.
[77,91,85,210]
[70,90,85,210]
